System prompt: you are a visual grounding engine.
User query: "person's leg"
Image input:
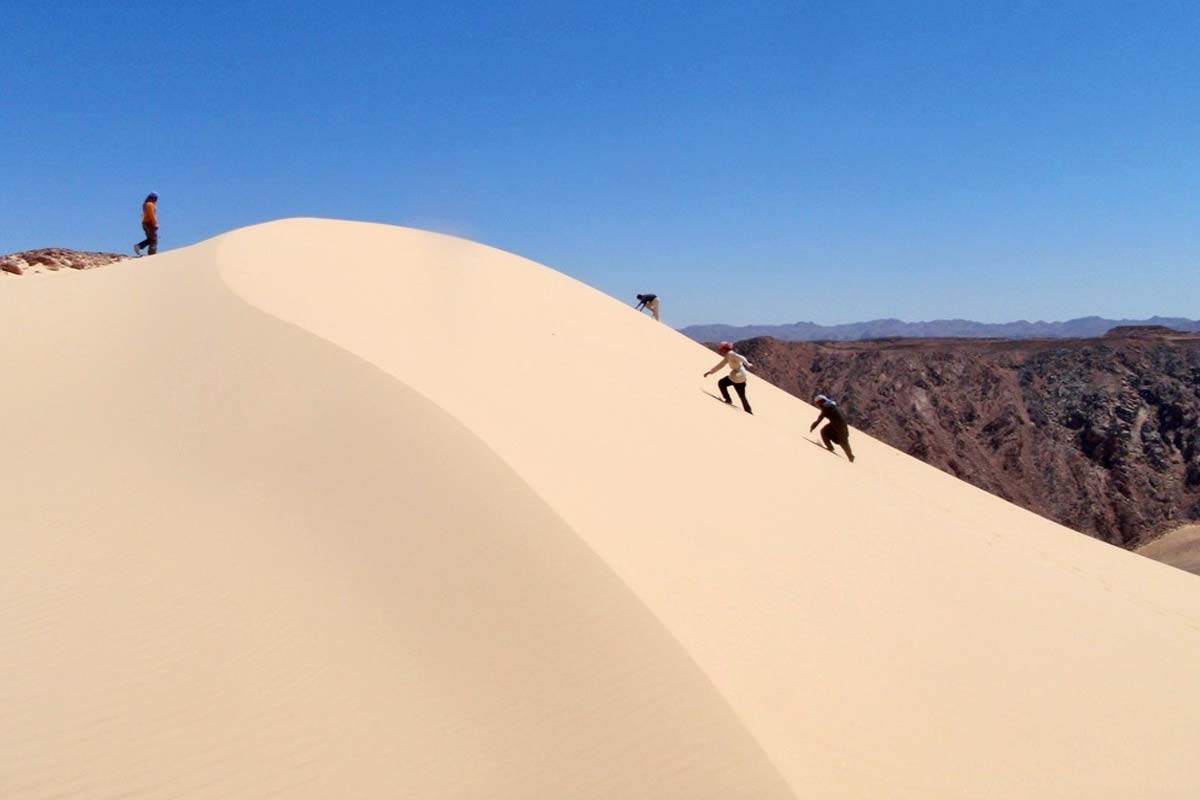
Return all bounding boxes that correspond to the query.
[717,377,733,403]
[733,381,752,413]
[650,297,661,321]
[820,423,835,451]
[146,225,158,255]
[136,222,150,253]
[839,430,854,462]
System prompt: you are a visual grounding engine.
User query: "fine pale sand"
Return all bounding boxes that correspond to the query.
[3,218,1199,798]
[1140,525,1200,576]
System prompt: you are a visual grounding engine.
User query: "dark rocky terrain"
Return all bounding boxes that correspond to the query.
[1,248,127,276]
[684,315,1200,343]
[734,327,1200,552]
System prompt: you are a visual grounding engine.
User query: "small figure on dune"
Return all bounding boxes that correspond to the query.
[635,293,661,321]
[811,394,854,462]
[704,341,753,414]
[134,192,158,256]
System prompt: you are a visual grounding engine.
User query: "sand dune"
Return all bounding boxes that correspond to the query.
[4,219,1200,798]
[1140,525,1200,576]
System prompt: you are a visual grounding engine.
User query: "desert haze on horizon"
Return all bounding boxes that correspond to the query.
[3,218,1199,798]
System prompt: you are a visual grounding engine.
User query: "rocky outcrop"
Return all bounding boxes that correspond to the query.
[1,248,127,276]
[736,329,1200,549]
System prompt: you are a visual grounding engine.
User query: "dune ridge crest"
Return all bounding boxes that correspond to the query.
[4,218,1200,798]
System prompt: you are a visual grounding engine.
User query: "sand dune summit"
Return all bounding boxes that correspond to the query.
[4,218,1200,798]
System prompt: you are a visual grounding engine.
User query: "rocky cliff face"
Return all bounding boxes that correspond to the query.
[737,328,1200,549]
[1,248,126,276]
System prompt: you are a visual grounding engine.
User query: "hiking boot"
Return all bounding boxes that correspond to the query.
[848,454,855,463]
[133,243,141,256]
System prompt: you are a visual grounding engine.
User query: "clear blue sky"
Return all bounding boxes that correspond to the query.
[4,1,1197,326]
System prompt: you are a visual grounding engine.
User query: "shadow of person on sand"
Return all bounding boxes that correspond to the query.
[803,437,840,457]
[701,389,734,405]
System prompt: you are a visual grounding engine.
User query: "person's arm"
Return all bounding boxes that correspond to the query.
[809,408,828,431]
[149,203,158,226]
[703,357,726,377]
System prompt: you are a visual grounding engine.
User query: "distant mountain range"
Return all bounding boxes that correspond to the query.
[681,316,1200,343]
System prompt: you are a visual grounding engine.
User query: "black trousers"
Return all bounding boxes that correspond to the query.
[718,377,752,413]
[138,222,158,255]
[821,423,853,459]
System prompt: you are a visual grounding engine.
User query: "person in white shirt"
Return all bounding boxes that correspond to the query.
[704,341,753,414]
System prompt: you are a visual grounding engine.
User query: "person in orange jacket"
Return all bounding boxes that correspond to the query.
[134,192,158,256]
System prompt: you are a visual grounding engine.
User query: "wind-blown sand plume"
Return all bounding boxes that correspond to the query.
[4,218,1200,798]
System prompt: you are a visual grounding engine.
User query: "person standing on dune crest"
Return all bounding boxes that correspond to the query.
[635,293,661,321]
[134,192,158,256]
[704,341,753,414]
[811,394,854,462]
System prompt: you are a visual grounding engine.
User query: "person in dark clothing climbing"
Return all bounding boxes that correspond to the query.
[810,394,854,462]
[135,192,159,256]
[634,293,661,321]
[704,341,753,414]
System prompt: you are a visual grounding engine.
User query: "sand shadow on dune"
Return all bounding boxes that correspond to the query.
[702,390,753,412]
[803,437,839,457]
[701,389,734,406]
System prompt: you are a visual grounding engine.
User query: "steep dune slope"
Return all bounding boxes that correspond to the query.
[0,239,791,798]
[219,219,1200,798]
[4,218,1200,798]
[733,334,1200,550]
